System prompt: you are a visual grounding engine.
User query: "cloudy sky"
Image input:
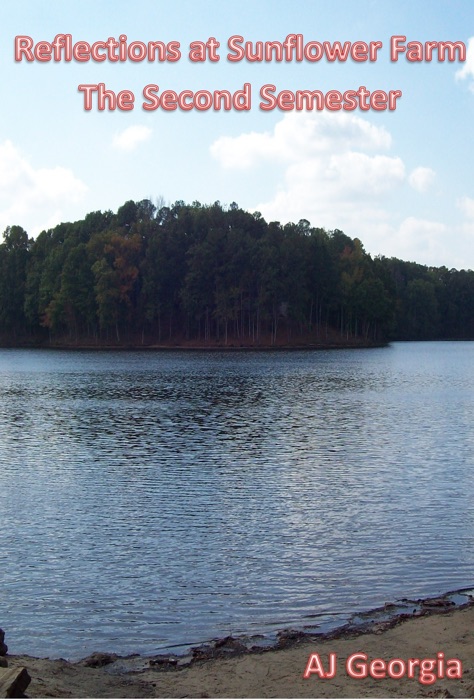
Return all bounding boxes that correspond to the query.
[1,0,473,269]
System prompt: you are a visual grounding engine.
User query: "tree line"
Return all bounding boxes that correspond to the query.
[0,198,473,347]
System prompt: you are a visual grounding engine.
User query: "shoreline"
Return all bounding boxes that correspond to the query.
[0,340,388,351]
[4,589,474,698]
[2,338,473,352]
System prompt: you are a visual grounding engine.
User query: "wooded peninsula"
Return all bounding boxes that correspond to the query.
[0,199,473,348]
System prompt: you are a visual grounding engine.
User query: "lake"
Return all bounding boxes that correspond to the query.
[0,342,473,660]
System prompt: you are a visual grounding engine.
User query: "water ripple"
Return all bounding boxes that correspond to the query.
[0,343,473,659]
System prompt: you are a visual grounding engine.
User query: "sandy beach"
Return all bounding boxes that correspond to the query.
[4,603,474,698]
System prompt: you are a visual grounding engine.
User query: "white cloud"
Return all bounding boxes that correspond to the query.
[408,167,436,193]
[211,111,469,268]
[211,111,392,169]
[396,217,448,263]
[0,140,87,236]
[212,112,404,249]
[457,196,474,219]
[395,216,474,270]
[455,197,474,269]
[455,36,474,82]
[112,125,152,152]
[327,152,405,195]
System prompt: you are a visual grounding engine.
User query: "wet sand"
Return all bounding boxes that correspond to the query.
[5,603,474,698]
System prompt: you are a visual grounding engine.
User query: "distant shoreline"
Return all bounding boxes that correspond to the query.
[2,338,473,351]
[0,339,388,351]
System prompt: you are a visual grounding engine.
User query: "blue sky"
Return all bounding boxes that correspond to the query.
[1,0,473,269]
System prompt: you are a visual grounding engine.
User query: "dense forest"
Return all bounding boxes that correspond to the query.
[0,198,473,348]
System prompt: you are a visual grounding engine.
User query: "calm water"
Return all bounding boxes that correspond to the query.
[0,342,473,659]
